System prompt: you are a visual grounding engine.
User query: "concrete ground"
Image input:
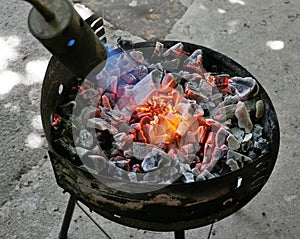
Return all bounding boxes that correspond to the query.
[0,0,299,238]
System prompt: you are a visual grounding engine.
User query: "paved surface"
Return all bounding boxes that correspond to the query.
[0,0,299,238]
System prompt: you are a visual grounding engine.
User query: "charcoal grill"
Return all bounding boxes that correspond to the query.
[42,43,279,238]
[24,0,280,238]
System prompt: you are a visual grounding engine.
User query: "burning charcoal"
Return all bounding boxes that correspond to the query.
[101,95,112,110]
[227,134,241,150]
[184,49,203,73]
[132,164,142,173]
[132,69,163,106]
[226,158,240,171]
[227,150,253,167]
[185,81,209,102]
[196,126,209,144]
[163,42,187,58]
[161,73,178,89]
[235,101,253,133]
[182,131,198,146]
[181,172,195,183]
[76,129,94,148]
[203,132,215,164]
[168,148,185,164]
[184,49,203,66]
[256,100,265,119]
[106,76,119,95]
[229,77,259,101]
[214,104,237,122]
[121,73,137,84]
[130,50,149,65]
[181,144,200,158]
[205,74,230,93]
[87,118,118,135]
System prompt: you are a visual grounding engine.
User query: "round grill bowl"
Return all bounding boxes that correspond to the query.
[41,41,280,231]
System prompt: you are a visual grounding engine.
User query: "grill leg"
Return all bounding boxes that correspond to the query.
[58,194,77,239]
[174,230,185,239]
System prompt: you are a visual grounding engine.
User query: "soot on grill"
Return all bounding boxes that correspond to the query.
[51,41,269,185]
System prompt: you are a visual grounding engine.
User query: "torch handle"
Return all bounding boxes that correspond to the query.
[24,0,55,22]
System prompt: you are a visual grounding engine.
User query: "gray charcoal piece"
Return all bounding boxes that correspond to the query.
[226,158,240,171]
[254,137,269,151]
[196,174,206,182]
[231,127,245,143]
[141,149,165,172]
[129,50,149,65]
[227,134,241,150]
[216,127,230,147]
[235,101,253,133]
[87,118,118,135]
[185,81,209,102]
[227,149,253,167]
[182,171,195,183]
[192,167,201,177]
[229,77,259,100]
[220,95,239,107]
[76,129,94,148]
[76,147,90,158]
[200,169,215,180]
[163,59,180,70]
[214,104,237,122]
[88,155,107,172]
[256,100,265,118]
[74,106,98,128]
[252,124,263,140]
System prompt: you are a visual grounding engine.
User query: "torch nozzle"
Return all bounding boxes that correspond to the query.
[24,0,55,22]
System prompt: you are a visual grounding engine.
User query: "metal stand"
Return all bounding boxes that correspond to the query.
[58,194,76,239]
[58,194,214,239]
